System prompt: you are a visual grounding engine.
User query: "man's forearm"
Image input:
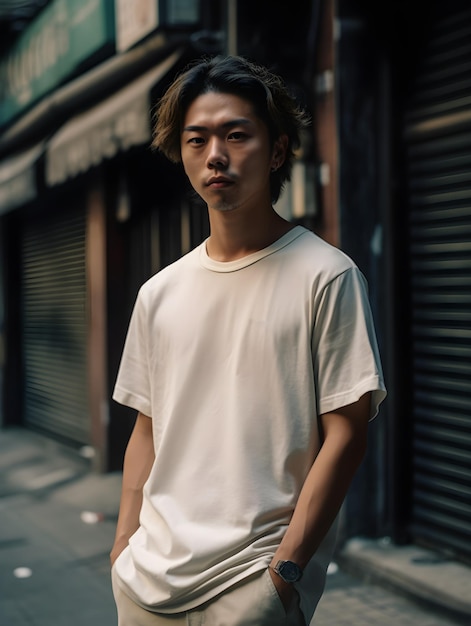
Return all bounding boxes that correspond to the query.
[272,430,366,569]
[270,394,371,570]
[111,413,155,565]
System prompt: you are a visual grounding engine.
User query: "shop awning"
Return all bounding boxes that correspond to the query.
[0,142,44,214]
[45,49,182,187]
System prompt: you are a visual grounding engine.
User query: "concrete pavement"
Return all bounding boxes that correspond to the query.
[0,426,469,625]
[336,537,471,624]
[0,427,120,625]
[314,570,461,625]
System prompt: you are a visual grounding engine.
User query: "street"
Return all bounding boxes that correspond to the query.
[0,427,467,626]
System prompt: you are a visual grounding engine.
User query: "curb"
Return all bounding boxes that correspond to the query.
[338,538,471,625]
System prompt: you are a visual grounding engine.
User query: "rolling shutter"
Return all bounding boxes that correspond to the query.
[404,8,471,558]
[22,208,89,444]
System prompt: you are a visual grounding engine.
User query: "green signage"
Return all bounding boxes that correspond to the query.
[0,0,115,127]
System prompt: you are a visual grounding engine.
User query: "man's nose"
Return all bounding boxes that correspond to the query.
[206,137,228,169]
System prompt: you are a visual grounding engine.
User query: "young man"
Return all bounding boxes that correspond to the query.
[110,56,386,625]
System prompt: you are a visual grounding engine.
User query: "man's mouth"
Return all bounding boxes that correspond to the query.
[206,176,234,187]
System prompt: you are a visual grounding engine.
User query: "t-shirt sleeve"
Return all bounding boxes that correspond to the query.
[312,267,387,419]
[112,289,153,417]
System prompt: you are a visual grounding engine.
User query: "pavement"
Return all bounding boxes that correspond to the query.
[0,426,470,626]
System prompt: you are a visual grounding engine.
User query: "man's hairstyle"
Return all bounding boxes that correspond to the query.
[152,55,310,203]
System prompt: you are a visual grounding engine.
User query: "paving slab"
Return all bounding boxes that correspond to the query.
[338,538,471,625]
[314,566,463,625]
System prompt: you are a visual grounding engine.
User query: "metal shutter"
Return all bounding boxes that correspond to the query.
[22,208,89,444]
[404,9,471,558]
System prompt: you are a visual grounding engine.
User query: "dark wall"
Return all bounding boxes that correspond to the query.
[336,0,393,539]
[336,0,470,541]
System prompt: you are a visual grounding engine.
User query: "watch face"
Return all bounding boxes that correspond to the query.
[279,560,302,582]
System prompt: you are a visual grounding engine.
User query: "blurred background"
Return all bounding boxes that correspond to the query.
[0,1,470,624]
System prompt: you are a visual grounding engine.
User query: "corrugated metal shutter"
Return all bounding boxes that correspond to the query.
[22,208,89,444]
[404,9,471,558]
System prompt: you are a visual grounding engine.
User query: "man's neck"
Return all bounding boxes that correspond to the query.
[206,206,294,262]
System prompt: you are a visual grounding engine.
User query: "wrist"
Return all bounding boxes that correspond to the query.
[270,559,303,583]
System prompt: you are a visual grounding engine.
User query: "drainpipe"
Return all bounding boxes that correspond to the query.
[226,0,238,55]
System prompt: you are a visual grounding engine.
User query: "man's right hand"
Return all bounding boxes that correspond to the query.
[110,538,129,567]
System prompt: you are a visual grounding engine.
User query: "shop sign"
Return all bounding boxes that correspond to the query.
[115,0,200,52]
[115,0,158,52]
[165,0,200,25]
[0,0,115,127]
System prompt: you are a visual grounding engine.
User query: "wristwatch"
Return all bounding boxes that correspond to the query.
[272,560,303,583]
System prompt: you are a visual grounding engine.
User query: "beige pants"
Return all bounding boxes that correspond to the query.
[111,567,306,626]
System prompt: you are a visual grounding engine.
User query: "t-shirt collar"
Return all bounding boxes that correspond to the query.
[199,225,307,273]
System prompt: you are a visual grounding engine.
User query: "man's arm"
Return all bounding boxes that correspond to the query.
[110,412,155,566]
[268,392,371,605]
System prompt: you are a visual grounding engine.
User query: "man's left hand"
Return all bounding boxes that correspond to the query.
[268,567,296,612]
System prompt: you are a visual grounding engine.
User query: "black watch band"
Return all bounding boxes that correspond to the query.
[272,559,303,583]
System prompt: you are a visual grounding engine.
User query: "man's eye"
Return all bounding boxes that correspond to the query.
[228,132,246,140]
[188,137,204,144]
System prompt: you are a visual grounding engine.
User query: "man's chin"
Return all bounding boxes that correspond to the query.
[209,202,238,213]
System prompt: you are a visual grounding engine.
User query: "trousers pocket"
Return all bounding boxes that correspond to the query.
[263,568,289,616]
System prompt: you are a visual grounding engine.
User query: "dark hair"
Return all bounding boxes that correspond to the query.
[152,55,310,203]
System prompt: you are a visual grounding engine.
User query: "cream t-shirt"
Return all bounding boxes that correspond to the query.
[112,226,386,622]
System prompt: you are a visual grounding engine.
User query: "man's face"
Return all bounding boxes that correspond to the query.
[180,91,276,213]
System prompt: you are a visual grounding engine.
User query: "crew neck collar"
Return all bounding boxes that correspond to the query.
[199,226,307,273]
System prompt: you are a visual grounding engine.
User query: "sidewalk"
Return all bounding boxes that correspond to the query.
[315,550,469,625]
[0,427,121,626]
[0,426,469,626]
[336,537,471,624]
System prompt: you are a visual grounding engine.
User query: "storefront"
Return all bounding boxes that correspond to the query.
[402,4,471,561]
[335,0,471,562]
[21,198,88,444]
[0,0,199,469]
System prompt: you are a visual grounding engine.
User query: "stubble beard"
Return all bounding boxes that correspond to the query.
[210,199,238,213]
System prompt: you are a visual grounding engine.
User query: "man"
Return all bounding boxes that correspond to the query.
[110,55,386,625]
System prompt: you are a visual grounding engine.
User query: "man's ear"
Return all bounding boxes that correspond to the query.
[271,135,289,171]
